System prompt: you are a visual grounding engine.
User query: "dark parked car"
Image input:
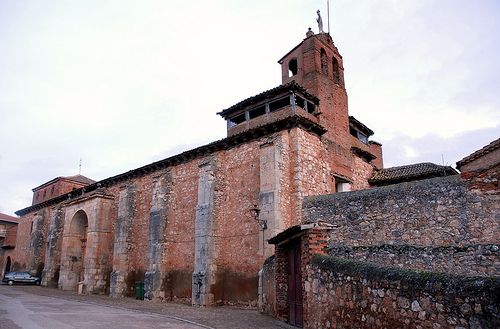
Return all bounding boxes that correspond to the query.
[2,272,41,285]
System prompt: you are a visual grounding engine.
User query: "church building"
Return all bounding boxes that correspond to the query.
[10,26,383,306]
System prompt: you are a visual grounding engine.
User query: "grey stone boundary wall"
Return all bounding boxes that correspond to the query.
[306,254,500,329]
[303,175,499,247]
[258,255,276,315]
[327,244,499,277]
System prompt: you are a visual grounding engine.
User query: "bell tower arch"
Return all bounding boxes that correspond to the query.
[278,31,348,145]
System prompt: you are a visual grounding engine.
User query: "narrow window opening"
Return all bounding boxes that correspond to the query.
[249,106,266,119]
[228,113,246,127]
[306,102,316,114]
[288,59,298,77]
[320,49,328,75]
[350,127,369,144]
[295,96,305,109]
[357,132,368,144]
[269,97,290,112]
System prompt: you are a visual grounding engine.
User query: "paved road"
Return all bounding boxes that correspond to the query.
[0,285,295,329]
[0,287,206,329]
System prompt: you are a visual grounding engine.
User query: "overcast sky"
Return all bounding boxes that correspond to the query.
[1,0,499,216]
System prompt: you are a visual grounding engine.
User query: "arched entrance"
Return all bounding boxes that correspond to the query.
[4,256,11,276]
[63,210,88,290]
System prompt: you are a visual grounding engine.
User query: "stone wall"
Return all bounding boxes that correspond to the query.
[303,175,499,247]
[41,206,65,287]
[305,255,499,329]
[328,244,499,277]
[258,255,276,315]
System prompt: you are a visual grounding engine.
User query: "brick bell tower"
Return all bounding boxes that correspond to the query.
[278,28,349,146]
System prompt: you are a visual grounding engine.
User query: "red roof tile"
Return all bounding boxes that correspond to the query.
[369,162,458,186]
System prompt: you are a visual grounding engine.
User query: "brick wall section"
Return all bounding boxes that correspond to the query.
[369,141,383,170]
[33,179,88,205]
[162,161,198,300]
[328,244,499,277]
[462,162,499,193]
[303,175,499,247]
[274,244,288,321]
[351,155,373,190]
[459,147,499,173]
[7,212,42,272]
[305,255,499,329]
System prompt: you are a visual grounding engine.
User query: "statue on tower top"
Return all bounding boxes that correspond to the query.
[316,10,324,33]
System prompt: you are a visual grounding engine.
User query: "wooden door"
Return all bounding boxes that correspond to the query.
[287,241,303,327]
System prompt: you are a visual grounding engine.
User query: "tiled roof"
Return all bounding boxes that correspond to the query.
[217,81,319,118]
[0,213,18,224]
[64,175,96,185]
[369,162,458,186]
[456,138,500,169]
[33,174,96,191]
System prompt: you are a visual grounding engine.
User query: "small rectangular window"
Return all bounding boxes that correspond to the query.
[306,102,316,114]
[269,97,290,112]
[249,106,266,119]
[228,113,246,127]
[357,132,368,144]
[350,127,368,144]
[336,182,351,193]
[295,96,305,109]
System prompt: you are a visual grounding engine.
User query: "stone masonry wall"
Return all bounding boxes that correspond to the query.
[303,175,499,247]
[110,184,136,297]
[305,255,499,329]
[258,255,276,315]
[328,244,499,277]
[41,206,65,287]
[29,209,48,277]
[144,171,172,299]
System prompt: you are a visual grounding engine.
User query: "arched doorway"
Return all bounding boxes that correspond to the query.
[4,256,11,276]
[65,210,88,290]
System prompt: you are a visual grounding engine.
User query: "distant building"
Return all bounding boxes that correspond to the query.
[0,213,19,276]
[31,175,95,205]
